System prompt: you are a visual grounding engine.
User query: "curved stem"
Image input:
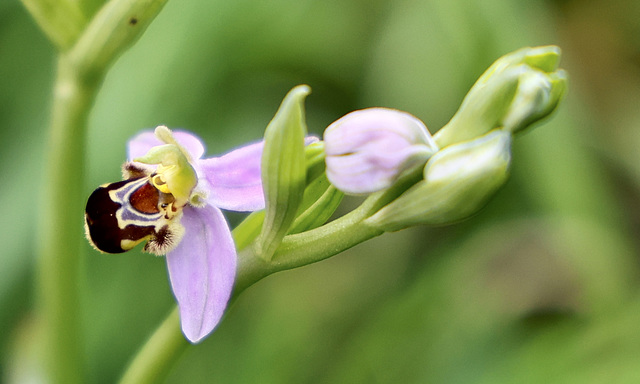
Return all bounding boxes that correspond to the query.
[118,308,189,384]
[235,206,383,293]
[30,0,169,382]
[36,55,100,384]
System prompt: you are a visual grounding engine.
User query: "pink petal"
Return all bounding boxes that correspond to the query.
[127,131,159,160]
[128,129,206,160]
[166,205,236,343]
[325,145,429,194]
[198,137,318,212]
[324,109,436,157]
[198,141,266,212]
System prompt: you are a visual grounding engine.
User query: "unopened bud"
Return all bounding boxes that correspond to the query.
[324,108,438,195]
[366,129,512,231]
[434,46,567,148]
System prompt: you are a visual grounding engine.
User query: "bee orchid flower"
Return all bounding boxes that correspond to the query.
[85,126,265,343]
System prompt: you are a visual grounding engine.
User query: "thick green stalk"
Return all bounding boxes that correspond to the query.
[118,308,189,384]
[235,207,383,294]
[29,0,169,382]
[37,55,100,384]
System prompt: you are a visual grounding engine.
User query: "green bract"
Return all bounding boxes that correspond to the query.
[289,176,343,235]
[288,141,344,234]
[255,85,310,261]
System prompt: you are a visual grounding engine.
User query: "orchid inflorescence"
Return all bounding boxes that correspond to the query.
[85,46,567,343]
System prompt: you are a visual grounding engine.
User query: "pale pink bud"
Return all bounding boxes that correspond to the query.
[324,108,438,194]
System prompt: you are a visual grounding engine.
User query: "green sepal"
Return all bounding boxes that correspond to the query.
[512,69,567,132]
[288,174,344,235]
[478,46,561,84]
[522,45,561,73]
[366,129,512,231]
[255,85,311,261]
[233,211,265,251]
[304,141,327,183]
[434,67,520,148]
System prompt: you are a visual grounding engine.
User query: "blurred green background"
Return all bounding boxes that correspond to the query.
[2,0,640,382]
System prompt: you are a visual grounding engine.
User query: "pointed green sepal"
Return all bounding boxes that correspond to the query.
[434,67,520,148]
[304,141,328,184]
[233,210,266,251]
[288,174,344,235]
[255,85,311,260]
[366,129,512,231]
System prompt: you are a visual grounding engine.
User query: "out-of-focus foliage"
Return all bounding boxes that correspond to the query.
[2,0,640,382]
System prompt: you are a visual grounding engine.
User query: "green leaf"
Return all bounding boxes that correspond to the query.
[233,211,266,252]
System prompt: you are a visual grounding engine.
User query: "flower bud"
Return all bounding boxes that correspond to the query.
[366,129,512,231]
[324,108,438,195]
[434,45,567,148]
[502,68,567,133]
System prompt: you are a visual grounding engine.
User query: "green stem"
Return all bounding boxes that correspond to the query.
[30,0,169,382]
[236,205,384,293]
[118,308,189,384]
[37,55,100,384]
